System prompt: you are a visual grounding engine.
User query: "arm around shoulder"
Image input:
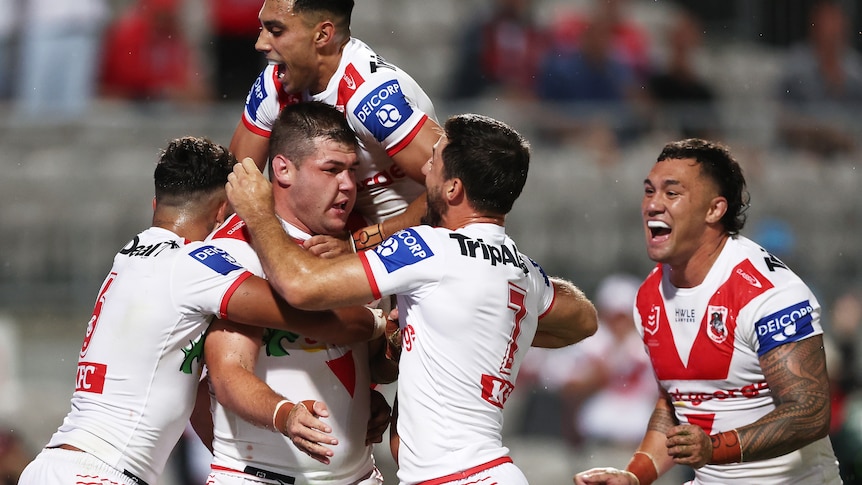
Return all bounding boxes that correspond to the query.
[533,277,598,348]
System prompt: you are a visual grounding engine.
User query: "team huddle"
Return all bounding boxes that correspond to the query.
[18,1,843,485]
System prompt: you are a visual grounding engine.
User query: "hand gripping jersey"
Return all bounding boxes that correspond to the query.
[358,224,556,484]
[43,227,253,485]
[634,236,841,484]
[241,38,436,224]
[205,213,376,485]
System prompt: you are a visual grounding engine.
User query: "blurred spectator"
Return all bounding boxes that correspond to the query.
[99,0,211,105]
[0,427,32,484]
[209,0,266,101]
[547,0,650,82]
[823,286,862,483]
[0,0,17,100]
[520,274,693,482]
[446,0,548,100]
[646,9,720,139]
[533,0,649,149]
[14,0,108,119]
[776,0,862,158]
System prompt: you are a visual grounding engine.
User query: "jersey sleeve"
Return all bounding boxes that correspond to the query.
[524,255,556,319]
[172,242,255,320]
[240,65,283,138]
[344,67,429,158]
[357,227,442,300]
[742,279,823,357]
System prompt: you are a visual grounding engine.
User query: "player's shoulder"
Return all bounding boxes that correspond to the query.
[730,236,806,289]
[208,214,251,243]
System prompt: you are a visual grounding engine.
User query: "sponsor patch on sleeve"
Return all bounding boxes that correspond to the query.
[189,245,243,276]
[754,300,816,355]
[353,79,414,142]
[244,70,270,123]
[375,229,433,273]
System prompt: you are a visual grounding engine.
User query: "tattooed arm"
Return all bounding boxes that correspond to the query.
[737,335,831,460]
[664,335,831,469]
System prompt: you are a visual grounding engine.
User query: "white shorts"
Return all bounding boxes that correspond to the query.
[409,457,528,485]
[206,464,385,485]
[19,447,140,485]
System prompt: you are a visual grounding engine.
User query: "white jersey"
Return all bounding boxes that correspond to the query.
[634,236,841,484]
[42,227,253,485]
[241,38,435,223]
[205,213,376,485]
[357,224,556,484]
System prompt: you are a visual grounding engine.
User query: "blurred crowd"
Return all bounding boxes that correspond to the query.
[0,0,858,161]
[447,0,862,159]
[0,0,265,119]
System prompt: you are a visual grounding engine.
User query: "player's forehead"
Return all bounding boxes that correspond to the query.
[260,0,301,25]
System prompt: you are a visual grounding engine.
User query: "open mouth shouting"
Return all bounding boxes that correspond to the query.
[647,220,671,243]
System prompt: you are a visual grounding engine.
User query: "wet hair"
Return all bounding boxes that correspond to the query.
[154,136,235,205]
[268,101,358,167]
[657,138,749,234]
[292,0,353,36]
[441,114,530,215]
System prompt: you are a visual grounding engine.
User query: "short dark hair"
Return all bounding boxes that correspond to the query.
[293,0,353,35]
[268,101,358,167]
[154,136,235,205]
[441,114,530,215]
[657,138,749,234]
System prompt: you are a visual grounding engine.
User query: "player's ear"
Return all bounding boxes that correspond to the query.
[270,154,295,186]
[706,196,727,224]
[315,20,335,46]
[447,178,464,204]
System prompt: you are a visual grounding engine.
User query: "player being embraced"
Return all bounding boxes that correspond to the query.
[225,113,599,484]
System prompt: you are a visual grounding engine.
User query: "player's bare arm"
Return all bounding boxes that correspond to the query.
[229,120,270,171]
[226,275,384,344]
[204,319,339,464]
[365,389,392,446]
[533,278,598,348]
[227,158,376,309]
[737,335,831,461]
[348,118,440,251]
[575,393,678,484]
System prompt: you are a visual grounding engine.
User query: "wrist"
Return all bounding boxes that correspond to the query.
[272,399,293,433]
[625,451,658,485]
[352,223,385,251]
[367,307,387,340]
[709,429,742,464]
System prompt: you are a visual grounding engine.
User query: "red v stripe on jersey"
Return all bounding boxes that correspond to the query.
[638,260,772,380]
[326,350,357,398]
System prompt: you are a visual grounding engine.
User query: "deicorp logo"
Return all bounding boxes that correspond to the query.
[353,79,413,141]
[375,229,432,273]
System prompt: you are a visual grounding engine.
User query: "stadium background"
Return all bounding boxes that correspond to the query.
[0,0,859,483]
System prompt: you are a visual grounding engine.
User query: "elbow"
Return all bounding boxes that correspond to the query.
[579,304,599,341]
[270,271,325,311]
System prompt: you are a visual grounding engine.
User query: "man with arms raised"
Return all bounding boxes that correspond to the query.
[232,0,440,253]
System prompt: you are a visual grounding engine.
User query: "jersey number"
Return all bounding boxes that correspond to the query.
[481,284,527,409]
[80,272,116,358]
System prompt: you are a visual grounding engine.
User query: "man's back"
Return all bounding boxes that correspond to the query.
[46,227,245,483]
[359,224,555,483]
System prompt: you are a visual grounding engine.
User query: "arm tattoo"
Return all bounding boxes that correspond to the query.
[647,393,679,434]
[738,335,831,462]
